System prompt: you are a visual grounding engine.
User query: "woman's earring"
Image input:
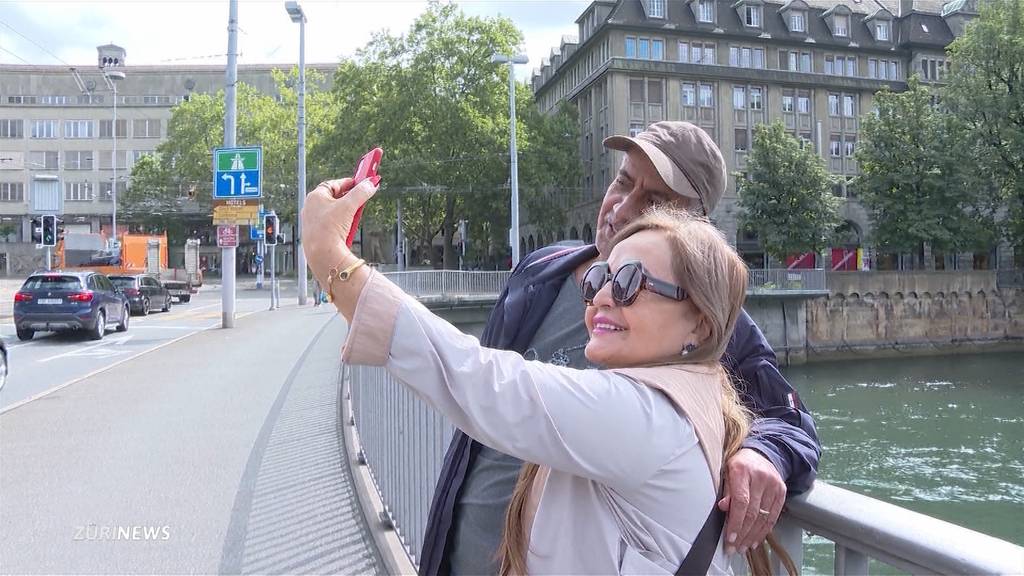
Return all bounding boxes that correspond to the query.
[680,343,698,356]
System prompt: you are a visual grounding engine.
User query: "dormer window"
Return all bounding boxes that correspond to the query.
[834,14,849,36]
[648,0,666,19]
[876,21,891,41]
[697,0,715,23]
[745,5,762,27]
[790,11,806,32]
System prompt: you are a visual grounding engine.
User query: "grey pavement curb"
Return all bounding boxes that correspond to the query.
[339,367,419,576]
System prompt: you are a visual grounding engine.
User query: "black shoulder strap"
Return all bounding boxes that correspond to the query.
[675,503,726,576]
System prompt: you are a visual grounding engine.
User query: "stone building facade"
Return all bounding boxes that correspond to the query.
[529,0,1011,270]
[0,58,335,273]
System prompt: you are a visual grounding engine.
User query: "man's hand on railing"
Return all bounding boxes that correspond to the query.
[718,448,787,555]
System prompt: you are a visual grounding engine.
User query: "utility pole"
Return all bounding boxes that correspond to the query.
[222,0,238,328]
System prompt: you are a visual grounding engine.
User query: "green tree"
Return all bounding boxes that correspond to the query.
[737,121,841,262]
[944,0,1024,248]
[857,78,998,264]
[125,68,335,231]
[311,2,580,269]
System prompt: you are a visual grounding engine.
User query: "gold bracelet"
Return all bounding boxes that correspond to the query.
[326,258,366,303]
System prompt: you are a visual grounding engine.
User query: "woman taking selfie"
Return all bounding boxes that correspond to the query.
[302,177,795,575]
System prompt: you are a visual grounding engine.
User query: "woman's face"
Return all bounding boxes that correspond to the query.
[584,229,704,368]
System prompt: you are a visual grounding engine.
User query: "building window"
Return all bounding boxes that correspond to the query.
[733,86,747,110]
[801,52,811,72]
[39,95,70,105]
[829,93,840,116]
[876,21,890,41]
[735,129,748,151]
[791,11,806,32]
[798,94,810,114]
[825,55,835,75]
[835,14,849,37]
[133,119,162,139]
[639,38,650,59]
[0,182,24,202]
[649,0,666,18]
[730,46,762,69]
[844,94,856,117]
[844,136,856,157]
[0,119,23,139]
[629,122,644,137]
[99,181,126,201]
[889,61,899,80]
[65,181,94,202]
[869,59,877,78]
[846,57,857,77]
[99,150,129,170]
[830,135,842,157]
[785,51,797,71]
[753,48,764,69]
[679,41,689,62]
[782,95,794,113]
[699,83,714,107]
[682,82,696,106]
[745,5,762,27]
[64,120,94,139]
[689,41,716,64]
[625,37,637,58]
[64,151,94,170]
[698,0,714,23]
[29,151,59,170]
[100,119,128,139]
[652,38,664,60]
[31,120,58,139]
[749,87,763,110]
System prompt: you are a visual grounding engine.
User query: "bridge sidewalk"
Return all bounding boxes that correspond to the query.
[0,304,382,574]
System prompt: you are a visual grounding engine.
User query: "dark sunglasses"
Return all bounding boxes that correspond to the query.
[580,260,688,306]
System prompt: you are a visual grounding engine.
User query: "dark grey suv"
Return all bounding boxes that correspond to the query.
[13,271,130,341]
[109,274,173,316]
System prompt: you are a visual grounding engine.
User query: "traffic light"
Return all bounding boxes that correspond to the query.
[30,217,41,243]
[41,215,57,247]
[264,214,278,246]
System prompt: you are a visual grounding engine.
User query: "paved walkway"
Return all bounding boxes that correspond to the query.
[0,303,382,574]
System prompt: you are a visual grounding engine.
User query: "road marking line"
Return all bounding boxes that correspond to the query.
[1,329,207,415]
[38,335,132,363]
[1,307,271,415]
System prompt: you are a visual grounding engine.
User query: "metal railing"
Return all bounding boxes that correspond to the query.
[346,365,1024,574]
[749,268,828,293]
[375,269,827,299]
[382,270,512,298]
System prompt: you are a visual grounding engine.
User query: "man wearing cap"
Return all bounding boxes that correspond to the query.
[419,121,820,575]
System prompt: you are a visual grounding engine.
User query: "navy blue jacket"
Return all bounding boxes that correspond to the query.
[419,245,821,576]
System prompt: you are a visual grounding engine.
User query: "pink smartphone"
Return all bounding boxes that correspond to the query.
[344,148,383,248]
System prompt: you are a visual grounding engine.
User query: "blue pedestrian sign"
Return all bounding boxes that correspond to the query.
[213,147,262,199]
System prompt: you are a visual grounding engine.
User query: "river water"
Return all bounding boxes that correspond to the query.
[782,351,1024,574]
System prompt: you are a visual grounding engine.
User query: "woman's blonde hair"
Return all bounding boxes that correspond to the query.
[497,208,796,576]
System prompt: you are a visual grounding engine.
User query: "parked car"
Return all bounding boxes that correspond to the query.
[161,279,193,304]
[109,274,173,315]
[13,271,130,341]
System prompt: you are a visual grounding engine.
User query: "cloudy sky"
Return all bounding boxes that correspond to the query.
[0,0,590,79]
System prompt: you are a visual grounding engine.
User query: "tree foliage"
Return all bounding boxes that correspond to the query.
[856,77,999,261]
[310,2,580,269]
[737,121,841,261]
[125,68,335,232]
[944,0,1024,247]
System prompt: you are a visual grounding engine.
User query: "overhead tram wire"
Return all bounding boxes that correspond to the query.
[0,17,73,66]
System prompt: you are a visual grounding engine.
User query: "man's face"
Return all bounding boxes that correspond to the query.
[593,149,699,256]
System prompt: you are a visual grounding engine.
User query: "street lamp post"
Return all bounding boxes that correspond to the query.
[98,45,126,249]
[286,0,308,305]
[491,53,528,269]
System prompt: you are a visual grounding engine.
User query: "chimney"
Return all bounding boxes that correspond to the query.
[900,0,914,16]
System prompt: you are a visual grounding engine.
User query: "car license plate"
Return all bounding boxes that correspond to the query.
[38,298,63,305]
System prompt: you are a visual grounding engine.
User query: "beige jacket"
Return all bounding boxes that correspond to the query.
[344,271,732,574]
